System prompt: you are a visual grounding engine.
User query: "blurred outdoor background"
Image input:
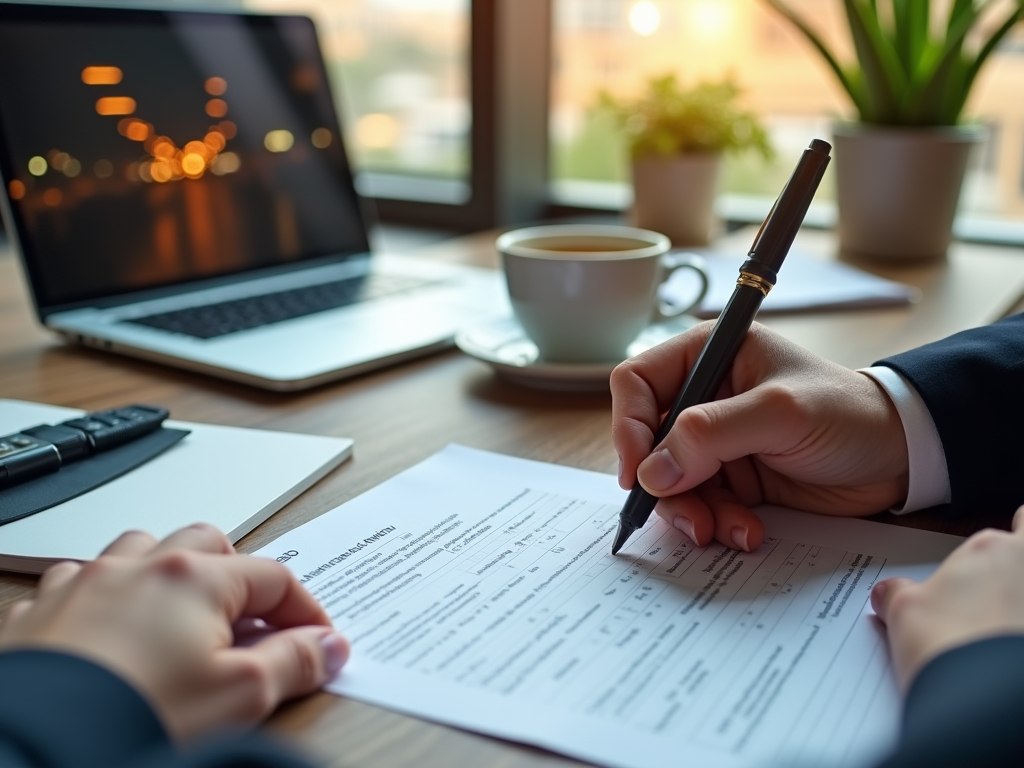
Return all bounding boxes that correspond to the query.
[245,0,1024,222]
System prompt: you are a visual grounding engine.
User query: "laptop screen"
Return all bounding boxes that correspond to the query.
[0,3,371,314]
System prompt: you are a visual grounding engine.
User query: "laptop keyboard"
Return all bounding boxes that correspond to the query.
[125,273,438,340]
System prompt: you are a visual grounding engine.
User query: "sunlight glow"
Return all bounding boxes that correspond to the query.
[629,2,661,36]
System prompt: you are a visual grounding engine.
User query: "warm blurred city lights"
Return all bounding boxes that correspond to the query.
[211,151,241,175]
[205,76,227,96]
[184,140,210,159]
[181,152,206,177]
[204,131,227,152]
[64,64,247,189]
[150,137,177,159]
[119,117,151,141]
[8,180,25,200]
[50,152,70,171]
[205,98,228,118]
[27,156,47,176]
[629,2,661,36]
[42,188,62,206]
[264,129,295,153]
[81,66,123,85]
[311,127,332,149]
[96,96,137,115]
[355,113,399,149]
[150,160,173,183]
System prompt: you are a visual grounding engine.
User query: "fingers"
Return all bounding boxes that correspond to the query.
[37,560,82,596]
[636,385,801,497]
[98,525,231,561]
[611,322,716,489]
[698,486,765,551]
[216,627,349,722]
[101,530,158,557]
[250,626,349,696]
[655,492,715,546]
[0,599,34,631]
[153,523,234,556]
[870,577,917,624]
[158,553,330,630]
[654,486,764,551]
[1013,505,1024,533]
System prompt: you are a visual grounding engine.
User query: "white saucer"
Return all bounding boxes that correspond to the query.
[455,315,700,392]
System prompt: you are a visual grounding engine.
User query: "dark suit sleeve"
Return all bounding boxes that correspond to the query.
[0,650,317,768]
[876,313,1024,517]
[876,635,1024,768]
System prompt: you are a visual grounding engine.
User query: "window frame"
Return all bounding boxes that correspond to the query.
[368,0,552,232]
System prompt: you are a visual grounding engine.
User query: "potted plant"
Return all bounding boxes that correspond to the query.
[600,75,772,246]
[765,0,1023,259]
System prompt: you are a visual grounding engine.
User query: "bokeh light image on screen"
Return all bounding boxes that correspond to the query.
[0,6,369,310]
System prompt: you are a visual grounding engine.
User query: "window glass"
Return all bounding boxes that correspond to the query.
[552,0,1024,222]
[245,0,470,182]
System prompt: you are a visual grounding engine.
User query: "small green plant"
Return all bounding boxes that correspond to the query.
[598,74,773,160]
[764,0,1024,126]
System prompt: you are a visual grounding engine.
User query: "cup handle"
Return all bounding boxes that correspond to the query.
[655,252,710,321]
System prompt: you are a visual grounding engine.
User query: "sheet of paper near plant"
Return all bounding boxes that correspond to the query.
[665,248,918,318]
[259,446,963,768]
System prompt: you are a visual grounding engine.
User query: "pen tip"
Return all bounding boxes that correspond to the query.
[610,522,633,556]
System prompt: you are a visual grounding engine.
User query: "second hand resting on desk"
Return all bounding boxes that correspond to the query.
[612,138,833,555]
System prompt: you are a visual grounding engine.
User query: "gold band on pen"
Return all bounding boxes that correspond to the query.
[736,270,773,297]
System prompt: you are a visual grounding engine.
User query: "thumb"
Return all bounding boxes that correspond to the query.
[870,577,917,625]
[1012,504,1024,533]
[636,385,802,496]
[220,626,350,721]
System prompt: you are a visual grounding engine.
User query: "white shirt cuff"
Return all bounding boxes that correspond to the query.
[858,366,951,514]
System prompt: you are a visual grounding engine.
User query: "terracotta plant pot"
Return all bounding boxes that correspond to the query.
[630,153,721,246]
[833,123,985,260]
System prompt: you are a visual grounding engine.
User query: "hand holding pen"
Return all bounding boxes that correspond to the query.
[610,140,833,555]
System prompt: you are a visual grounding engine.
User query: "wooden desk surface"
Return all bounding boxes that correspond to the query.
[1,228,1023,767]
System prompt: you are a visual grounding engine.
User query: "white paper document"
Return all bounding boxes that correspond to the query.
[258,446,963,768]
[662,250,919,318]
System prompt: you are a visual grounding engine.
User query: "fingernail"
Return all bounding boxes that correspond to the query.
[673,516,696,543]
[638,449,683,491]
[870,581,888,615]
[730,527,748,552]
[321,633,349,678]
[617,457,624,487]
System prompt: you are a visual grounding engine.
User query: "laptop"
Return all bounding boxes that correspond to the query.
[0,3,507,391]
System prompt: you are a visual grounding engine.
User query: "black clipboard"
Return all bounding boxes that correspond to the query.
[0,427,190,525]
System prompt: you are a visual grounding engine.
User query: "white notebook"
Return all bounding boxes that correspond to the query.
[0,399,353,573]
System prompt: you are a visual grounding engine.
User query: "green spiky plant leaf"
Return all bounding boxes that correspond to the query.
[598,75,773,160]
[763,0,1023,125]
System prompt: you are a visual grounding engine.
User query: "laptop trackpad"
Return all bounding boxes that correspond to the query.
[203,290,496,379]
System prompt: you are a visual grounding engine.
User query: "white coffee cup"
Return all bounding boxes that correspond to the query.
[496,225,709,363]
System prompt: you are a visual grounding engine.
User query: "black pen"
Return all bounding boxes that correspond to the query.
[611,138,832,556]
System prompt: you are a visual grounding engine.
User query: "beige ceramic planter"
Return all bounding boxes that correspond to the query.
[631,153,721,246]
[833,123,984,260]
